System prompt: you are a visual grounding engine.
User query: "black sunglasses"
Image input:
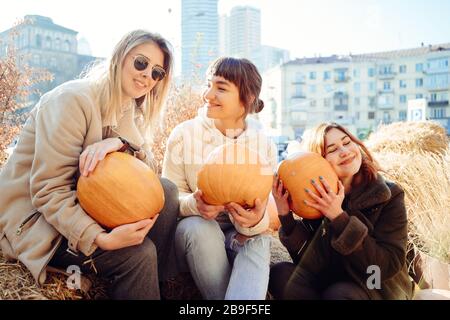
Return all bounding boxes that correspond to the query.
[133,55,166,81]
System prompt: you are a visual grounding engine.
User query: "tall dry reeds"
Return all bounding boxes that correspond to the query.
[374,151,450,263]
[367,121,449,263]
[151,83,203,174]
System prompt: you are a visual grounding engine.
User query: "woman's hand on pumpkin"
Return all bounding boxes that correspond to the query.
[79,137,123,177]
[226,198,267,228]
[272,175,290,216]
[94,215,158,250]
[193,190,225,220]
[304,177,345,221]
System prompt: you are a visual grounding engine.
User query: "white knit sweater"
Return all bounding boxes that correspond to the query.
[162,107,278,236]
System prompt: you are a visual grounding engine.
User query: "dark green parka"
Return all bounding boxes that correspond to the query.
[279,174,415,300]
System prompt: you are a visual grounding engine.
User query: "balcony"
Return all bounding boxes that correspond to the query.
[334,76,351,83]
[334,104,348,111]
[379,88,394,94]
[428,100,449,107]
[291,94,306,99]
[378,71,397,79]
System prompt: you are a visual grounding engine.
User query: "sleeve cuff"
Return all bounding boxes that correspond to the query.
[180,193,201,217]
[77,223,105,256]
[331,215,368,256]
[233,209,269,236]
[279,212,296,235]
[329,211,351,235]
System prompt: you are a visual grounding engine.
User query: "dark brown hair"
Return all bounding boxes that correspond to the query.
[301,122,380,188]
[206,57,264,116]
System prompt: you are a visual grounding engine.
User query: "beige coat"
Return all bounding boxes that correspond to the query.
[0,79,155,285]
[162,107,278,236]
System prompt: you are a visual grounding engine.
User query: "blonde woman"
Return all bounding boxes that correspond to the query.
[0,30,179,299]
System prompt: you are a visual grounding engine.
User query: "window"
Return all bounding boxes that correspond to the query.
[294,84,304,97]
[36,34,42,48]
[309,71,316,80]
[353,69,360,78]
[368,111,375,119]
[309,85,316,93]
[45,36,52,49]
[432,108,445,119]
[416,94,423,99]
[368,68,375,77]
[416,78,423,87]
[63,40,71,52]
[379,65,393,75]
[369,97,376,108]
[354,97,360,106]
[399,111,407,121]
[399,65,407,73]
[399,95,407,104]
[368,82,376,91]
[353,82,361,93]
[323,71,331,80]
[310,100,316,107]
[399,80,407,89]
[383,81,391,90]
[324,98,331,107]
[416,63,423,72]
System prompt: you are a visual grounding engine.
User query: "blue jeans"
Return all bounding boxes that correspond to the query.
[175,216,271,300]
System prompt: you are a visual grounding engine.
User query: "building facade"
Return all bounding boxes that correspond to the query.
[259,44,450,140]
[0,15,99,106]
[181,0,219,80]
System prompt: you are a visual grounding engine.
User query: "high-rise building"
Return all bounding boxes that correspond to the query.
[229,6,261,59]
[0,15,100,106]
[181,0,218,80]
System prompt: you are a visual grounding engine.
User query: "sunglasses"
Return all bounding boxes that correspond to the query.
[133,55,166,81]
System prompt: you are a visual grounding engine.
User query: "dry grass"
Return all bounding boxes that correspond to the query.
[366,121,449,156]
[374,151,450,263]
[0,255,109,300]
[151,83,203,175]
[0,232,290,300]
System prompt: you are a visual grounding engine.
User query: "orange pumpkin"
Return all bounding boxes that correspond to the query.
[267,193,281,231]
[197,143,273,207]
[77,152,165,229]
[277,151,339,219]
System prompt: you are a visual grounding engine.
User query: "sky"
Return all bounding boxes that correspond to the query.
[1,0,450,74]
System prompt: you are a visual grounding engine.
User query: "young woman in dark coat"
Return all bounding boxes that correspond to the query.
[269,122,415,300]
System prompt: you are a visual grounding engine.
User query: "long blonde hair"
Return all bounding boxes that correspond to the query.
[84,30,173,133]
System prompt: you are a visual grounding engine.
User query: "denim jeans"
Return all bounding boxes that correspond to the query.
[175,216,271,300]
[49,178,180,300]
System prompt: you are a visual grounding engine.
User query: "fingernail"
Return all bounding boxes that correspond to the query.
[303,200,307,204]
[304,188,309,193]
[319,176,323,180]
[311,179,315,184]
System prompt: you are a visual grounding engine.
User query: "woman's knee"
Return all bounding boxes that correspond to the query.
[322,282,369,300]
[269,262,295,299]
[160,178,179,202]
[175,216,224,249]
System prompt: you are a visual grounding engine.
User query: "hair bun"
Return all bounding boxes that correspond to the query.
[256,99,264,113]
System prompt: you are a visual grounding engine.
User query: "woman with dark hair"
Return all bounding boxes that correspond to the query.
[0,30,179,299]
[162,57,277,299]
[269,122,415,300]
